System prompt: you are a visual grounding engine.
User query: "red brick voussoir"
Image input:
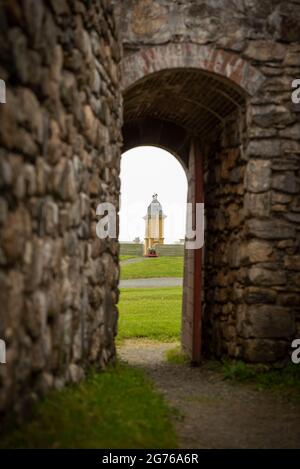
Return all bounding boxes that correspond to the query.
[122,43,265,96]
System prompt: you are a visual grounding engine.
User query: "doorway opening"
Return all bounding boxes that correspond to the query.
[121,44,265,362]
[118,146,187,347]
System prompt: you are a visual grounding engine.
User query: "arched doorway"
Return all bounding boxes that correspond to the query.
[121,44,267,363]
[119,145,188,345]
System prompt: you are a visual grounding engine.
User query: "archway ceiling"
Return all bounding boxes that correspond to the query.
[123,69,246,139]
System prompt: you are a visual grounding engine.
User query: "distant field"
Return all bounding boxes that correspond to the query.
[120,256,183,280]
[118,287,182,342]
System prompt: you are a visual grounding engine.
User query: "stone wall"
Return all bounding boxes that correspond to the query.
[240,44,300,362]
[155,244,184,257]
[120,243,143,256]
[115,0,300,51]
[203,110,248,359]
[0,0,122,419]
[203,45,300,362]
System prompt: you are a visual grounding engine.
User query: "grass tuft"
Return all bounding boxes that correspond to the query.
[166,346,189,365]
[218,360,300,399]
[0,363,178,449]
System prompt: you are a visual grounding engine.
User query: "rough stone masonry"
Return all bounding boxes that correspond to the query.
[0,0,300,420]
[0,0,122,419]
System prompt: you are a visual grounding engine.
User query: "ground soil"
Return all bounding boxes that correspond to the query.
[118,340,300,449]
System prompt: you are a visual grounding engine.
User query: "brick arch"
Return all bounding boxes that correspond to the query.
[122,43,265,96]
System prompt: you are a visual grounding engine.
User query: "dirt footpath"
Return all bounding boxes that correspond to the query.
[118,340,300,449]
[119,277,183,288]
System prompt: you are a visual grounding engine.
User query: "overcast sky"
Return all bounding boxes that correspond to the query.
[119,146,187,243]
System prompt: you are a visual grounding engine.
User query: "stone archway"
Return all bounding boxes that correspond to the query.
[122,43,264,363]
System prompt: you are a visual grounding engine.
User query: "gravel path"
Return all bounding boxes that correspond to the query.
[118,340,300,449]
[120,257,144,265]
[119,277,183,288]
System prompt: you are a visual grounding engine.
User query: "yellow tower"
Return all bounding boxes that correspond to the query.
[143,194,166,255]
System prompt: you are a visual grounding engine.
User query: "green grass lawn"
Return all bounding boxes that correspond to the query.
[118,287,182,342]
[0,363,178,449]
[121,256,183,280]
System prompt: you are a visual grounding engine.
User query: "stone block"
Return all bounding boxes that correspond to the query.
[278,293,300,307]
[238,305,294,339]
[241,240,274,264]
[284,256,300,270]
[245,287,277,304]
[279,123,300,139]
[245,160,271,193]
[246,219,295,239]
[249,266,286,286]
[68,364,85,384]
[43,200,59,235]
[242,339,289,363]
[1,208,31,262]
[272,172,298,194]
[244,192,271,217]
[227,203,241,228]
[250,104,294,128]
[243,41,286,62]
[246,140,281,158]
[271,192,292,205]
